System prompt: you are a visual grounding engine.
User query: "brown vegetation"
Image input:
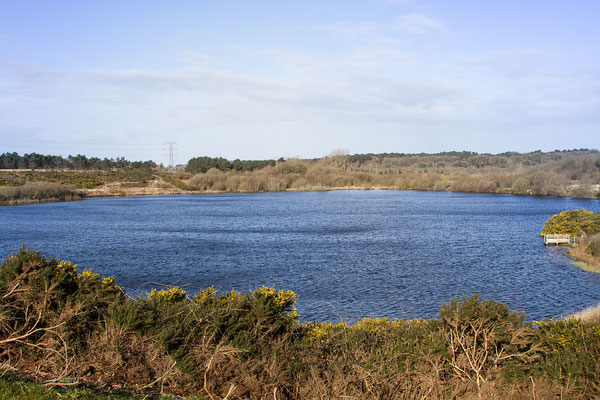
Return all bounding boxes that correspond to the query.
[0,182,82,205]
[568,233,600,272]
[570,303,600,323]
[184,150,600,199]
[1,150,599,204]
[2,248,600,399]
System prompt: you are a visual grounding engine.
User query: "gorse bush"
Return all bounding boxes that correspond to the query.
[2,248,600,398]
[535,318,600,391]
[113,284,298,378]
[0,247,125,361]
[439,295,540,388]
[541,209,600,236]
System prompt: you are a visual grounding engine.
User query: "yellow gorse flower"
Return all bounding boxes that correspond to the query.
[79,269,99,280]
[147,287,186,302]
[101,276,115,285]
[195,286,217,304]
[56,261,77,276]
[535,318,600,353]
[254,286,297,307]
[305,317,432,340]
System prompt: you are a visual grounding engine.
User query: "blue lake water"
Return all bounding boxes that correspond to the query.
[1,190,599,321]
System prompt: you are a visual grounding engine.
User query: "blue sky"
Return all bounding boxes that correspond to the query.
[1,0,599,164]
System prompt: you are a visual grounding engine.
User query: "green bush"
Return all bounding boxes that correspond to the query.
[535,318,600,390]
[112,285,298,377]
[0,247,125,357]
[511,177,531,195]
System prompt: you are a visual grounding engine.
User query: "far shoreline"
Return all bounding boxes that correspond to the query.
[3,184,599,207]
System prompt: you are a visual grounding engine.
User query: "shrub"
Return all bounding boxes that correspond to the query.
[439,295,539,387]
[276,159,307,174]
[569,184,597,199]
[541,209,600,236]
[0,247,125,365]
[511,177,531,195]
[4,249,600,398]
[585,233,600,257]
[535,318,600,391]
[158,173,196,191]
[112,284,298,378]
[0,181,81,203]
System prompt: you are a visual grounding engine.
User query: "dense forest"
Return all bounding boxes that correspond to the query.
[0,152,156,170]
[186,156,277,173]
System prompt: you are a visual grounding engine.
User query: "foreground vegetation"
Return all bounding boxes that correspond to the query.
[0,373,164,400]
[2,248,600,399]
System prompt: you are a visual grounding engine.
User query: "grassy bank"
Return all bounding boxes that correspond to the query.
[0,372,169,400]
[2,248,600,399]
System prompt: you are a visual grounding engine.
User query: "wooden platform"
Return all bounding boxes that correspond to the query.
[543,234,577,245]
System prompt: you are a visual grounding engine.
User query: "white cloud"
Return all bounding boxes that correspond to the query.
[315,13,448,55]
[317,20,386,40]
[176,50,216,68]
[1,37,598,160]
[266,47,419,76]
[393,13,448,34]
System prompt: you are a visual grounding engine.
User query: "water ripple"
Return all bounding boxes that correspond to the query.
[1,191,599,321]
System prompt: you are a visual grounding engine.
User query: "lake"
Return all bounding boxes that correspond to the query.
[1,190,599,321]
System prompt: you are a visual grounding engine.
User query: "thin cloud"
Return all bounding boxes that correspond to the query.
[1,40,598,159]
[374,0,417,6]
[316,20,386,40]
[393,13,448,34]
[316,12,448,46]
[176,50,217,68]
[267,47,419,76]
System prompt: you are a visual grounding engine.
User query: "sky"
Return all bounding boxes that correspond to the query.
[1,0,599,165]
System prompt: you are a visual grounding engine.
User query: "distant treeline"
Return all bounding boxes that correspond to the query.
[183,149,600,199]
[2,149,599,199]
[186,156,277,173]
[346,149,598,168]
[0,152,157,170]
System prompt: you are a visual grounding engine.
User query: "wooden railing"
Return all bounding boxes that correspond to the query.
[543,234,583,245]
